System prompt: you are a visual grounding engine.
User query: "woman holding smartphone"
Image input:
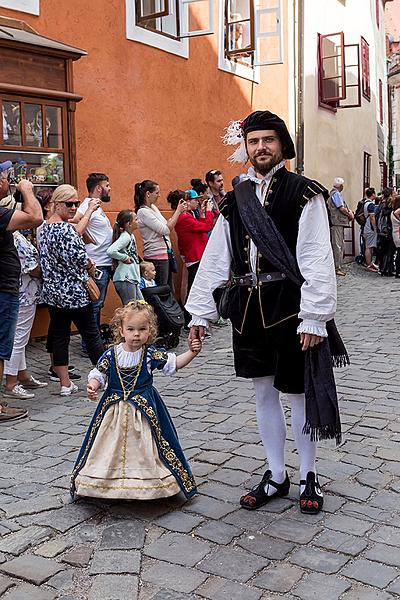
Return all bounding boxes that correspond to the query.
[170,189,214,328]
[135,180,187,288]
[40,184,104,396]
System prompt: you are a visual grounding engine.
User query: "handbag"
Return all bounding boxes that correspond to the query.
[212,281,234,320]
[85,276,101,302]
[163,236,178,273]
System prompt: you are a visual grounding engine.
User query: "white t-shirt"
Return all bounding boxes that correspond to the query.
[77,197,113,266]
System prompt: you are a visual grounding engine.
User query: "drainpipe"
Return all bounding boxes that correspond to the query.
[295,0,304,174]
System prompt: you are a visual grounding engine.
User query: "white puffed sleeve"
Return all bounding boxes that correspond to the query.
[296,193,337,337]
[88,368,107,389]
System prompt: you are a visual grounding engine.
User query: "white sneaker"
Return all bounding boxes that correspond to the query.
[60,383,78,396]
[2,384,35,400]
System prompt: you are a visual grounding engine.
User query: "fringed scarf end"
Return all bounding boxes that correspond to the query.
[302,422,342,446]
[331,354,350,369]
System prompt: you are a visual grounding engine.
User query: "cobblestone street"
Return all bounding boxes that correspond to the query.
[0,265,399,600]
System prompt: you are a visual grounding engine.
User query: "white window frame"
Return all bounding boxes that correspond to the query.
[126,0,189,58]
[180,0,214,38]
[0,0,39,14]
[218,0,260,83]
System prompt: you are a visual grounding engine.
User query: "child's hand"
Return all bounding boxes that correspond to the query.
[87,384,99,401]
[190,339,202,354]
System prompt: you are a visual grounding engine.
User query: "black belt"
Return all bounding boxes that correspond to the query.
[233,272,286,287]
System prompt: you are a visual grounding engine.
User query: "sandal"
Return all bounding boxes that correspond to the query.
[299,471,323,514]
[240,469,290,510]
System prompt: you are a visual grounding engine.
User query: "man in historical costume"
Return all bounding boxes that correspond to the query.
[327,177,354,277]
[187,111,345,514]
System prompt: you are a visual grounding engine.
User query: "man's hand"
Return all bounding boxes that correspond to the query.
[16,178,34,195]
[188,325,206,343]
[300,333,324,351]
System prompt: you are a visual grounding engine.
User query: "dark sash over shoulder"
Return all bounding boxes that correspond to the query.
[235,179,348,444]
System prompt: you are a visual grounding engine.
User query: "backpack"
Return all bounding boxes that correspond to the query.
[354,199,368,227]
[377,209,392,238]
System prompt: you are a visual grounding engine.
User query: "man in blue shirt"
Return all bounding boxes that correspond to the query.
[327,177,354,276]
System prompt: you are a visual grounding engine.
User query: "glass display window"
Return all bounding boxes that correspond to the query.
[0,95,69,189]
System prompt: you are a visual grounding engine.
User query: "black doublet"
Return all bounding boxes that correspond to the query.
[219,167,328,334]
[218,167,329,390]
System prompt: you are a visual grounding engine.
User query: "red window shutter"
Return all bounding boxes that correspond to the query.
[379,78,383,125]
[361,37,370,101]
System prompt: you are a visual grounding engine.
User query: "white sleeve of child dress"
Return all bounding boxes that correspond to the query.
[146,352,177,375]
[88,367,107,389]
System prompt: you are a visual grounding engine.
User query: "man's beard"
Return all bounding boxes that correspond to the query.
[250,153,283,176]
[100,190,110,202]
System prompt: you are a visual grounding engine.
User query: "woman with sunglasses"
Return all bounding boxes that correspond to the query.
[40,184,104,395]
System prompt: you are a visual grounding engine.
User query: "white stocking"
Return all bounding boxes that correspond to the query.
[253,376,286,495]
[289,392,317,493]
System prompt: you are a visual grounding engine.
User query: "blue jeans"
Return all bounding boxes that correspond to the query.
[92,266,112,328]
[0,292,20,361]
[114,281,143,305]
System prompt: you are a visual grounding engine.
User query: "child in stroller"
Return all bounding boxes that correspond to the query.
[140,262,184,349]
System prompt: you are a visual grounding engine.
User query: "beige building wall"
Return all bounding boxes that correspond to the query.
[386,0,400,186]
[303,0,388,209]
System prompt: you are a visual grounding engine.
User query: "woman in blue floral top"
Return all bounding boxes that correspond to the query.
[40,184,104,396]
[3,231,48,400]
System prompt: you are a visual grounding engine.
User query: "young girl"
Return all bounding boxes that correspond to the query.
[71,300,200,501]
[139,260,157,289]
[107,210,143,305]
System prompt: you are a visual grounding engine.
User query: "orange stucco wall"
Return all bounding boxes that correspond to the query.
[1,0,290,333]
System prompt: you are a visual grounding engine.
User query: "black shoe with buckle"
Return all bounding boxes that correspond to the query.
[240,469,290,510]
[299,471,323,514]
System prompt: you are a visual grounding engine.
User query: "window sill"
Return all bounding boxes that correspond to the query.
[0,0,39,14]
[125,1,188,58]
[218,55,260,83]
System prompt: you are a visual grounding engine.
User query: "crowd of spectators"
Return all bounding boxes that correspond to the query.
[357,186,400,278]
[0,163,227,422]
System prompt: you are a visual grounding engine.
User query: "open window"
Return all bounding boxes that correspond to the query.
[318,32,345,110]
[318,32,362,111]
[135,0,214,39]
[339,44,361,108]
[379,78,383,125]
[180,0,214,37]
[361,37,370,101]
[224,0,283,66]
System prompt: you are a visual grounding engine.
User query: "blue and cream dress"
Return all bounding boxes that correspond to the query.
[71,344,196,501]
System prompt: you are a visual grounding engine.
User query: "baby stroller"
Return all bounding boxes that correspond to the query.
[141,285,184,349]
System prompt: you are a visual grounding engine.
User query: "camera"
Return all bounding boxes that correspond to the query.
[6,174,23,204]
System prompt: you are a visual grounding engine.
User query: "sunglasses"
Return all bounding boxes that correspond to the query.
[62,201,80,208]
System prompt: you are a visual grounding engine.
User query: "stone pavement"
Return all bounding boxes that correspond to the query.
[0,263,400,600]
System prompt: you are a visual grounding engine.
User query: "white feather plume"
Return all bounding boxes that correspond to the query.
[222,119,248,163]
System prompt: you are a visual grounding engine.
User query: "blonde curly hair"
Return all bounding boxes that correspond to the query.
[110,300,158,345]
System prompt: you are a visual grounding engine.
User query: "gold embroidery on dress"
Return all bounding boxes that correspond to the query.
[71,347,196,495]
[152,350,168,361]
[121,402,129,479]
[77,480,178,491]
[131,394,196,493]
